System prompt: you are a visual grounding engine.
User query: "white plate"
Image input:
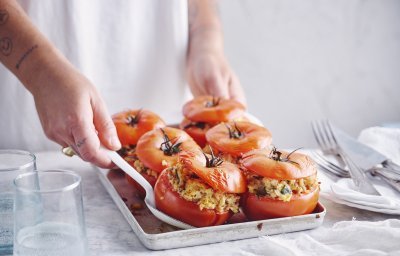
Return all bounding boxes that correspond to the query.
[322,194,400,215]
[321,178,400,215]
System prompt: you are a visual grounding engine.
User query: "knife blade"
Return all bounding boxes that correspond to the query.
[332,125,400,193]
[332,126,400,176]
[327,124,380,195]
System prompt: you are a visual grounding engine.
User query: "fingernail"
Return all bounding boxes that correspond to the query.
[110,136,121,149]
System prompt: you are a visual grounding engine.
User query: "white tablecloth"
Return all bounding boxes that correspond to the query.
[34,151,400,256]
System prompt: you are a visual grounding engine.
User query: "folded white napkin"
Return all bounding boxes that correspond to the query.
[323,126,400,214]
[329,179,400,214]
[358,126,400,166]
[268,219,400,256]
[148,219,400,256]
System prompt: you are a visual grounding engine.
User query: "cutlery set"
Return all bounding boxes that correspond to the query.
[311,120,400,194]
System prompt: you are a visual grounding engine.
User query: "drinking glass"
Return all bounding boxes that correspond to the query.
[0,150,36,255]
[13,170,88,256]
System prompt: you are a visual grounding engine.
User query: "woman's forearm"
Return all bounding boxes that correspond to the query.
[187,0,246,104]
[188,0,224,54]
[0,0,120,167]
[0,0,71,94]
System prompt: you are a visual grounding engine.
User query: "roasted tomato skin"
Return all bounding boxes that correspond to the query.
[183,95,245,123]
[179,118,212,148]
[136,127,203,173]
[240,186,319,220]
[112,109,166,147]
[154,170,232,227]
[206,122,272,157]
[125,173,157,199]
[180,152,246,194]
[241,149,317,180]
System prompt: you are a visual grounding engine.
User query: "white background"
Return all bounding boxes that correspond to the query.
[219,0,400,148]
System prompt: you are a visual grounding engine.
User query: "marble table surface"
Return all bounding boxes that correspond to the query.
[34,151,398,256]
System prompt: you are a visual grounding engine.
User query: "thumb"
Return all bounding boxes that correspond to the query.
[92,96,121,150]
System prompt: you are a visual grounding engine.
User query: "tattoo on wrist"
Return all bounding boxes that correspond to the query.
[0,9,9,25]
[16,44,38,69]
[0,37,12,56]
[76,138,87,148]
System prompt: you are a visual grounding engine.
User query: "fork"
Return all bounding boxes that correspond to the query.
[314,150,400,193]
[311,120,380,195]
[310,150,350,178]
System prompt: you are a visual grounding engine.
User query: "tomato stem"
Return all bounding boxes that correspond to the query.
[225,122,243,139]
[203,146,223,167]
[205,97,220,108]
[126,108,143,126]
[269,146,301,165]
[160,128,182,156]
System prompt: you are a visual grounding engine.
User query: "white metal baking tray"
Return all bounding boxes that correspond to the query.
[96,167,326,250]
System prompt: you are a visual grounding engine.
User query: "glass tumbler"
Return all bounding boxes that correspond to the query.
[0,150,36,255]
[13,170,88,256]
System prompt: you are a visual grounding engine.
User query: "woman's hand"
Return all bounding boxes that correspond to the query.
[31,63,121,168]
[187,49,246,106]
[187,0,246,106]
[0,1,120,168]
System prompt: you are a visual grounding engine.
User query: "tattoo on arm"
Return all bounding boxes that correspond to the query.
[0,37,12,56]
[0,9,38,65]
[0,9,9,25]
[76,138,87,148]
[16,44,38,69]
[0,9,12,56]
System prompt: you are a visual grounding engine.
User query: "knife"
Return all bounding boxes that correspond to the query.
[333,126,400,174]
[333,125,400,192]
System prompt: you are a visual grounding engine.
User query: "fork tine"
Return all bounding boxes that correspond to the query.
[321,120,333,152]
[312,120,351,178]
[316,162,348,178]
[324,120,338,149]
[320,120,380,195]
[318,120,329,150]
[315,162,341,178]
[320,119,337,153]
[312,120,333,153]
[311,151,350,178]
[318,157,348,176]
[312,120,328,152]
[311,121,323,149]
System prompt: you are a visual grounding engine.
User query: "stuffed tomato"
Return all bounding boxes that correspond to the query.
[180,95,246,147]
[154,151,246,227]
[240,148,319,220]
